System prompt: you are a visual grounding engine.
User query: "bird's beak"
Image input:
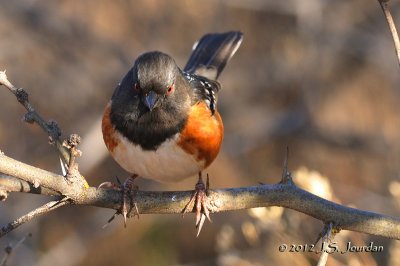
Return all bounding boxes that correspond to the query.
[143,91,158,111]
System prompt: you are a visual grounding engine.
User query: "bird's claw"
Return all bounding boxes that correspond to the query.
[182,173,212,237]
[100,175,139,228]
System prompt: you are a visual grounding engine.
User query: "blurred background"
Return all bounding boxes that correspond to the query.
[1,0,400,265]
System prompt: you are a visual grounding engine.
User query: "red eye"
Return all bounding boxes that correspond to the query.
[133,83,140,92]
[167,83,174,95]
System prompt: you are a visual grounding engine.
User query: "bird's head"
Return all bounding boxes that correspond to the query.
[110,51,191,145]
[131,51,185,112]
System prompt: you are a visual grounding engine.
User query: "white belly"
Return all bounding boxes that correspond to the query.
[111,131,205,183]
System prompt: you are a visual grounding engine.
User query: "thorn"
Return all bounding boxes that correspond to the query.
[102,211,119,229]
[60,157,67,176]
[282,146,289,178]
[280,146,293,184]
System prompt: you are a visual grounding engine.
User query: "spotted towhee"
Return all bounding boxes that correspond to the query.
[102,31,243,234]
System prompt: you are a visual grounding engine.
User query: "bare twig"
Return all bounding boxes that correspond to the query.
[63,134,81,170]
[0,71,89,193]
[62,134,83,184]
[317,247,329,265]
[316,222,335,266]
[0,199,69,237]
[0,233,32,266]
[378,0,400,67]
[0,70,70,165]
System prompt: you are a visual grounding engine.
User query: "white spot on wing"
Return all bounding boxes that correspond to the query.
[192,41,199,51]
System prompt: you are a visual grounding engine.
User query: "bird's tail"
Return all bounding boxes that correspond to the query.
[184,31,243,80]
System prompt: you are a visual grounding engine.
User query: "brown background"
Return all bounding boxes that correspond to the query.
[1,1,400,265]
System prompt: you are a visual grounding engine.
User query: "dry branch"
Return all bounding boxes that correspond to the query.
[0,71,70,165]
[0,173,58,196]
[0,233,32,266]
[1,152,400,239]
[0,199,69,238]
[378,0,400,67]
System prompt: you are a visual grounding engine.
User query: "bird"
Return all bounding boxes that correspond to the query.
[102,31,243,235]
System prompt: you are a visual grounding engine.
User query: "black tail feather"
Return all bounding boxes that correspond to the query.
[184,31,243,80]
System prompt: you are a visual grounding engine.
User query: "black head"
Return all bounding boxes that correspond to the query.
[136,52,177,110]
[110,51,191,150]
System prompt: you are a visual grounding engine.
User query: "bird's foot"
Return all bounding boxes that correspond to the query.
[182,172,212,237]
[120,175,140,226]
[99,175,139,227]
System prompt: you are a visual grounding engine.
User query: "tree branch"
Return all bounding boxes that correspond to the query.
[378,0,400,67]
[0,174,59,197]
[0,71,70,165]
[0,153,74,197]
[1,233,32,266]
[1,152,399,239]
[0,199,69,238]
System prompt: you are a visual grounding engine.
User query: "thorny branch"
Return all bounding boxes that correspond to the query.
[1,152,400,240]
[0,71,70,165]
